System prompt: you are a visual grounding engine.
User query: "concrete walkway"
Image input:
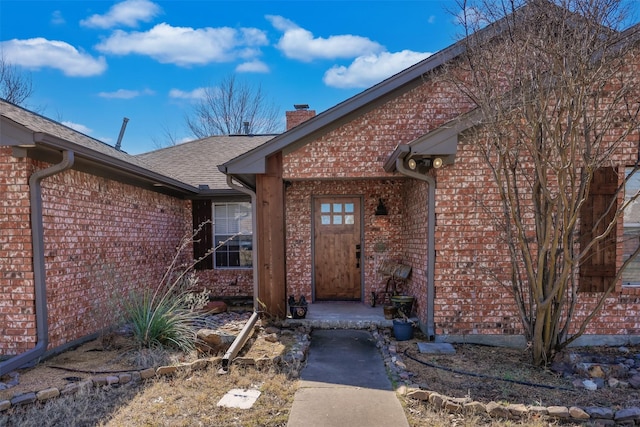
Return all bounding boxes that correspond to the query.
[287,329,409,427]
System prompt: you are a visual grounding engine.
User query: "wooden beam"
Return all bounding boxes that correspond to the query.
[255,152,287,318]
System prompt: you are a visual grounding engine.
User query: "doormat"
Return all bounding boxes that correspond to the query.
[216,388,261,409]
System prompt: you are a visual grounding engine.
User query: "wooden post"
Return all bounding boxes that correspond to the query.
[255,152,287,318]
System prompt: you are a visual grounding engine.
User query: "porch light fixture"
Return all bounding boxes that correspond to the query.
[431,157,443,169]
[375,198,388,216]
[407,158,417,170]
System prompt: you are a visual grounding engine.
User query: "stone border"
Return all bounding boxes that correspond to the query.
[0,326,311,414]
[374,327,640,426]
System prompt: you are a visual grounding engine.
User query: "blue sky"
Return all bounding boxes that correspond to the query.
[0,0,465,154]
[2,1,635,155]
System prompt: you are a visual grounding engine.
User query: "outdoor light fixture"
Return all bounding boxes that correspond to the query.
[375,198,388,216]
[407,158,417,170]
[432,157,443,169]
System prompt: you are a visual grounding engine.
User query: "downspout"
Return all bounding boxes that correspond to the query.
[220,175,260,373]
[395,156,436,341]
[0,150,75,376]
[226,175,259,312]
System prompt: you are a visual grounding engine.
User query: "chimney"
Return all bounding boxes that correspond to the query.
[286,104,316,131]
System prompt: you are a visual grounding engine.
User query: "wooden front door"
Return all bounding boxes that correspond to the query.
[313,196,362,300]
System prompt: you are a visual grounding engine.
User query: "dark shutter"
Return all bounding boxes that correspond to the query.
[192,200,213,270]
[579,167,618,292]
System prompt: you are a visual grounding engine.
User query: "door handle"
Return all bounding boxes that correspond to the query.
[355,244,361,268]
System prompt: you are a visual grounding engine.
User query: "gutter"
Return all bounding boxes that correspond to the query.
[226,175,259,312]
[392,146,436,340]
[0,150,75,376]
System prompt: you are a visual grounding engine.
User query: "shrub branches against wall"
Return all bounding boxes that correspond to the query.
[445,0,640,366]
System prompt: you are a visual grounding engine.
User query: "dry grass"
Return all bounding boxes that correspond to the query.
[2,365,296,427]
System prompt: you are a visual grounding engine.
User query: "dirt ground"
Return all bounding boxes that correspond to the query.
[395,333,640,409]
[4,324,640,426]
[0,325,293,403]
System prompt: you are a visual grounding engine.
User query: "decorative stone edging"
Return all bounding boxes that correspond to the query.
[373,327,640,426]
[0,325,311,414]
[0,355,223,412]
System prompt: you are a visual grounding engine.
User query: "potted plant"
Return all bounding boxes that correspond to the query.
[392,308,415,341]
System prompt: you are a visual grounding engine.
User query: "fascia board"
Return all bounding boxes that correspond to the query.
[32,132,199,195]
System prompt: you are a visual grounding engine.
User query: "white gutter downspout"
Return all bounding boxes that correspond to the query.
[0,150,75,376]
[225,175,259,312]
[395,156,436,341]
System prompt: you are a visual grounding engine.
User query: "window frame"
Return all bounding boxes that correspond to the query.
[213,201,253,270]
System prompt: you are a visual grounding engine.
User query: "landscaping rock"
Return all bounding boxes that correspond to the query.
[202,300,227,314]
[569,406,589,419]
[614,407,640,422]
[585,406,614,419]
[156,366,177,376]
[196,329,236,354]
[11,393,36,406]
[527,406,548,416]
[464,401,486,414]
[139,368,156,379]
[486,401,511,419]
[547,406,570,418]
[507,403,528,417]
[0,400,11,411]
[36,387,60,401]
[406,389,430,401]
[119,373,132,383]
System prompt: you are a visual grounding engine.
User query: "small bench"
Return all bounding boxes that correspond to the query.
[371,260,412,307]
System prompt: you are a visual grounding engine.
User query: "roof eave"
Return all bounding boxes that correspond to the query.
[29,132,199,195]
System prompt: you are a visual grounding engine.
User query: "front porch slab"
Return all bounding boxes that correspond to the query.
[285,302,393,329]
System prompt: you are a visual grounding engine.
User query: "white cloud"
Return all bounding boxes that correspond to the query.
[169,88,207,100]
[236,60,269,73]
[95,23,268,66]
[455,7,489,28]
[266,15,383,62]
[0,38,107,77]
[62,121,92,134]
[98,88,154,99]
[51,10,65,25]
[323,50,431,89]
[80,0,161,29]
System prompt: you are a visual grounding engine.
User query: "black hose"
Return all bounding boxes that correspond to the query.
[403,348,576,392]
[46,365,150,375]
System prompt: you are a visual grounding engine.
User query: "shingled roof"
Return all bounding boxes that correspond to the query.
[138,134,275,190]
[0,99,197,195]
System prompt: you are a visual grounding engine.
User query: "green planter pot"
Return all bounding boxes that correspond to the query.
[390,295,414,317]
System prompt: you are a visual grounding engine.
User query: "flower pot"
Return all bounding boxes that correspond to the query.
[383,305,397,320]
[390,295,414,317]
[393,319,414,341]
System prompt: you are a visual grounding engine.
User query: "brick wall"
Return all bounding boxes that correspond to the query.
[1,151,191,356]
[284,179,405,303]
[280,43,640,341]
[0,148,36,355]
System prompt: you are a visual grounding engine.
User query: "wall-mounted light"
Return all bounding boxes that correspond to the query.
[375,198,388,216]
[431,157,443,169]
[407,158,417,170]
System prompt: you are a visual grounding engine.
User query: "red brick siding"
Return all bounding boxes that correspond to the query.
[0,151,191,356]
[284,179,405,302]
[195,269,253,297]
[0,148,36,355]
[283,79,475,180]
[401,179,428,324]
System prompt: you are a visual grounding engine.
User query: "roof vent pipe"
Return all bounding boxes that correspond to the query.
[115,117,129,151]
[243,121,250,135]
